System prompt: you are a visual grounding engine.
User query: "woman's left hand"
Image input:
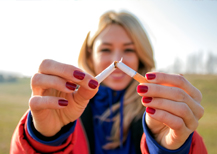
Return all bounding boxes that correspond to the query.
[137,72,204,150]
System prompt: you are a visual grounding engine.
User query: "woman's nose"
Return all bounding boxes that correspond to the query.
[112,52,122,62]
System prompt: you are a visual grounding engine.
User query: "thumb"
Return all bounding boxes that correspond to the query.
[73,80,99,108]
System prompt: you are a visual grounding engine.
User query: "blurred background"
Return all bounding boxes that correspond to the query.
[0,0,217,153]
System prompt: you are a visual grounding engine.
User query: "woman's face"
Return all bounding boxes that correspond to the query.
[91,24,139,90]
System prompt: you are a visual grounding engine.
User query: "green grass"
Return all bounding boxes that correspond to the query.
[0,75,217,153]
[185,74,217,154]
[0,78,30,153]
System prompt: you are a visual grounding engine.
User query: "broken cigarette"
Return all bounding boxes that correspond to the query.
[95,59,147,83]
[115,60,147,83]
[95,61,117,83]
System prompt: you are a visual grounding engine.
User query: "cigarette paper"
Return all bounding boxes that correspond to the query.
[116,61,147,83]
[95,62,116,83]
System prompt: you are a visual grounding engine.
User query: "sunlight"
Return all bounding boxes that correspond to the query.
[0,0,217,76]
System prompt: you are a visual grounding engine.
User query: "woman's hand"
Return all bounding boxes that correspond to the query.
[137,72,204,150]
[29,59,99,137]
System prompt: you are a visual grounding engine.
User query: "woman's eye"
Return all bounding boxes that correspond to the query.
[124,48,135,52]
[100,48,111,52]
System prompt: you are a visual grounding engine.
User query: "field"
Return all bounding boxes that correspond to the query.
[0,74,217,153]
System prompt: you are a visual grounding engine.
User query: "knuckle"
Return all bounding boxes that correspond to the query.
[197,89,203,102]
[177,75,187,86]
[31,73,41,87]
[59,64,70,76]
[193,120,199,130]
[29,96,39,109]
[189,120,199,131]
[179,103,190,116]
[173,118,185,130]
[197,105,204,119]
[176,88,186,102]
[157,111,167,121]
[58,63,75,79]
[39,59,52,73]
[195,120,199,129]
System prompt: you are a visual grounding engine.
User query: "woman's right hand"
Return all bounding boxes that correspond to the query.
[29,59,99,137]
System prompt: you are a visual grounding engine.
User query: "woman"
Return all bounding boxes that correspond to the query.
[11,11,207,154]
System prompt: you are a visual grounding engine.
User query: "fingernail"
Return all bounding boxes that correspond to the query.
[146,107,155,114]
[137,85,148,93]
[88,80,98,89]
[142,97,152,103]
[58,99,68,106]
[66,82,77,90]
[73,70,85,80]
[146,73,156,80]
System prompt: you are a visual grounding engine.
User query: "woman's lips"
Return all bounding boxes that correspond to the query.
[110,70,125,79]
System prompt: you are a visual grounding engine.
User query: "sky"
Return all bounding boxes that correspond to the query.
[0,0,217,76]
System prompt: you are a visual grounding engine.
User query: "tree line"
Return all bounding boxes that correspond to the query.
[0,74,17,82]
[171,51,217,74]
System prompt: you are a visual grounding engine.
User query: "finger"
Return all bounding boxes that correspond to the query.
[31,73,77,95]
[145,72,202,102]
[137,84,193,103]
[73,81,99,107]
[142,97,198,130]
[137,84,204,119]
[145,107,192,136]
[29,96,68,111]
[145,108,193,150]
[38,59,98,90]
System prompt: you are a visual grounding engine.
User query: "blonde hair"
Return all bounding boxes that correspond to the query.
[78,11,155,149]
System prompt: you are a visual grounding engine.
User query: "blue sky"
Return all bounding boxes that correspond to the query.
[153,0,217,51]
[0,0,216,76]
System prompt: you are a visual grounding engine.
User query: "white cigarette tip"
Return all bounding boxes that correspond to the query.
[95,62,116,83]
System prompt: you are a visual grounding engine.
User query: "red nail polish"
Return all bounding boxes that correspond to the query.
[137,85,148,93]
[146,74,156,80]
[66,82,77,90]
[58,99,68,106]
[88,80,98,89]
[142,97,152,103]
[146,107,155,114]
[73,70,85,80]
